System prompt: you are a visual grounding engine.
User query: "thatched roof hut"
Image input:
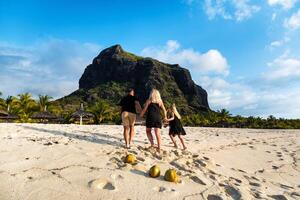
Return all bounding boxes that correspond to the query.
[0,110,8,117]
[31,106,57,123]
[0,112,19,122]
[32,111,57,120]
[71,103,94,125]
[71,110,94,119]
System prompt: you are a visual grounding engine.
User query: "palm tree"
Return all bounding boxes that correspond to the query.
[89,100,112,124]
[208,111,219,126]
[267,115,277,128]
[14,93,37,122]
[5,96,14,113]
[0,92,5,110]
[218,108,231,120]
[0,95,16,113]
[234,115,245,128]
[38,94,53,111]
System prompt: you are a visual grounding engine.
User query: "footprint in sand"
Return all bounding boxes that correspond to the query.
[229,177,242,184]
[153,186,167,192]
[153,186,176,193]
[268,194,288,200]
[251,190,262,199]
[209,175,216,180]
[194,159,207,167]
[257,169,264,173]
[223,185,242,200]
[291,192,300,198]
[190,176,206,185]
[207,194,223,200]
[249,182,261,187]
[192,154,199,158]
[272,165,279,170]
[249,176,259,181]
[203,156,210,160]
[88,178,115,190]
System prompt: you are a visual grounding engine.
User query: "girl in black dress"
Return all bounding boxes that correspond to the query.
[140,89,167,153]
[166,103,187,150]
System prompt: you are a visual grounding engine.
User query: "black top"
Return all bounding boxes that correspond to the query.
[146,103,162,128]
[169,115,186,135]
[119,95,138,114]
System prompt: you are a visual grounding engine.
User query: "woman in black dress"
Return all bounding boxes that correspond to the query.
[166,103,187,150]
[140,89,167,153]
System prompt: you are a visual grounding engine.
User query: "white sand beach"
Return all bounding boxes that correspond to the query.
[0,123,299,200]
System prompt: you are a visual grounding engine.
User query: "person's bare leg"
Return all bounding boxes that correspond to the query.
[178,135,187,150]
[123,126,130,148]
[169,134,177,148]
[154,128,162,153]
[146,128,154,147]
[129,125,135,147]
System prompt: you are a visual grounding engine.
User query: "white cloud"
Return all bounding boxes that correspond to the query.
[141,40,300,118]
[0,38,101,99]
[198,76,257,111]
[268,37,290,49]
[141,40,229,75]
[251,86,300,118]
[263,53,300,80]
[233,0,261,21]
[284,9,300,30]
[198,75,300,118]
[267,0,298,9]
[204,0,233,20]
[203,0,260,21]
[270,41,282,47]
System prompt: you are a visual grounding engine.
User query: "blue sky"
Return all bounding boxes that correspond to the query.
[1,0,300,118]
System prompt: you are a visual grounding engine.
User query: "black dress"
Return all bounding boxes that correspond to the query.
[169,115,186,136]
[146,103,162,128]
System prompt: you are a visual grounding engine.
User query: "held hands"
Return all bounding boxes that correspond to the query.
[163,118,169,128]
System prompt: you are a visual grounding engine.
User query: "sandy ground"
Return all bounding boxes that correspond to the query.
[0,123,299,200]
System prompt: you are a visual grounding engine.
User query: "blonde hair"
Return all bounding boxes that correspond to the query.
[149,89,162,104]
[172,103,181,119]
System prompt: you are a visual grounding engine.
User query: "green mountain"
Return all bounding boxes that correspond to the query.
[55,44,209,114]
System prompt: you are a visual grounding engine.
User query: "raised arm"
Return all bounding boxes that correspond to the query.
[140,100,150,117]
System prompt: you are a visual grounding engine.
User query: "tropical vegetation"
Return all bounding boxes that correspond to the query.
[0,91,299,128]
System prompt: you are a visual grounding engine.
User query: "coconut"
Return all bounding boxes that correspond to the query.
[149,165,160,178]
[164,169,178,183]
[124,154,136,164]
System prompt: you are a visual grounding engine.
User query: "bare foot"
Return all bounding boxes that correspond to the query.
[156,147,161,154]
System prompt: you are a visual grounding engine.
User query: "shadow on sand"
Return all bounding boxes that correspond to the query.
[20,125,124,147]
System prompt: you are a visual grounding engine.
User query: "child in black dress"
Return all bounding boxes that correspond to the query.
[166,103,187,150]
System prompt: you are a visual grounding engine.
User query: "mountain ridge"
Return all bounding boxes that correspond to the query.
[56,44,209,114]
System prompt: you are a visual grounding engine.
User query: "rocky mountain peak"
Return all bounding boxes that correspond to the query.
[62,45,210,114]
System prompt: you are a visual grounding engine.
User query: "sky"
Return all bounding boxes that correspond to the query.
[0,0,300,118]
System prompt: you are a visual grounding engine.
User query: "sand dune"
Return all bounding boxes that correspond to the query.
[0,123,299,200]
